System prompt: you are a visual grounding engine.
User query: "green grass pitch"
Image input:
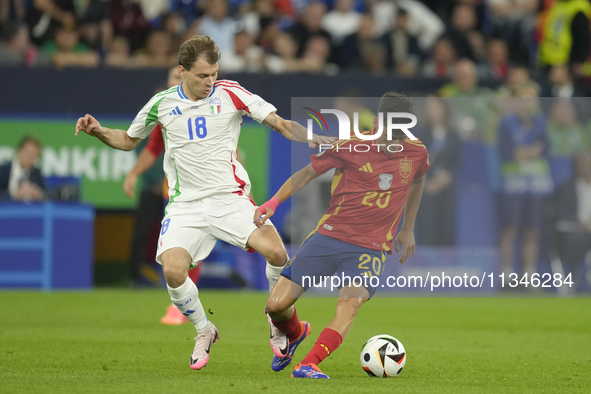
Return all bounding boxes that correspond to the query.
[1,290,590,393]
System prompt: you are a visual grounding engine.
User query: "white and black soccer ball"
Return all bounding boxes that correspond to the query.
[360,335,406,378]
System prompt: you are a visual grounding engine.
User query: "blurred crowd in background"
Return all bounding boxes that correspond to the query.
[1,0,591,86]
[1,0,590,288]
[291,93,590,289]
[410,94,591,288]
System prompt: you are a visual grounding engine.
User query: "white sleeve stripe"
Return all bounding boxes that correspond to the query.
[214,81,252,96]
[215,82,252,96]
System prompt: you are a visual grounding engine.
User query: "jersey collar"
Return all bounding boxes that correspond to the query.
[177,83,189,100]
[177,83,216,101]
[207,84,216,98]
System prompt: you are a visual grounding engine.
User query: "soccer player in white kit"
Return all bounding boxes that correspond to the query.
[75,35,333,370]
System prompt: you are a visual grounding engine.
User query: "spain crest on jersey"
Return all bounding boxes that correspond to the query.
[378,174,393,190]
[399,159,412,178]
[209,97,221,116]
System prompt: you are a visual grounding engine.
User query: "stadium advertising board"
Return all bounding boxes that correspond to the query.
[0,119,270,208]
[0,118,137,208]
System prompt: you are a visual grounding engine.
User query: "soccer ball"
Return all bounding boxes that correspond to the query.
[360,335,406,378]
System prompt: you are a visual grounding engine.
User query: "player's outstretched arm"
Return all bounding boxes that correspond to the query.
[123,148,159,198]
[75,114,142,151]
[254,164,321,227]
[394,175,425,264]
[262,112,336,149]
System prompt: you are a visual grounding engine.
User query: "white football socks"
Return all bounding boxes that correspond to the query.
[266,258,289,292]
[167,277,212,334]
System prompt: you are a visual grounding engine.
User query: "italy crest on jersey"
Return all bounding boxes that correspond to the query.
[399,159,412,178]
[209,97,221,116]
[378,174,393,190]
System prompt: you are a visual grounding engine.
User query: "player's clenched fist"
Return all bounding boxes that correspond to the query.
[75,114,102,137]
[254,197,280,228]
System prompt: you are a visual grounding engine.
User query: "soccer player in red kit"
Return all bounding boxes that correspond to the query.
[254,92,429,379]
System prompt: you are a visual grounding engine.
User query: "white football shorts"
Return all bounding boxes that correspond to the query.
[155,192,273,267]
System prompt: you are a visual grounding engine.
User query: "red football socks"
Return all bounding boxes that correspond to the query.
[272,307,302,343]
[301,328,343,365]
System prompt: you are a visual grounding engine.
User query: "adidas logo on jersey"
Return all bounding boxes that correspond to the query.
[359,163,374,173]
[169,106,183,116]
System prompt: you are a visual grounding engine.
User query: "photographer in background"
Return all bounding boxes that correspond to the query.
[0,135,46,202]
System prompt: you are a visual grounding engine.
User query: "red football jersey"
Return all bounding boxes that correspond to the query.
[146,125,165,156]
[309,136,430,253]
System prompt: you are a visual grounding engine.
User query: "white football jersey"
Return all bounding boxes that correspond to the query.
[127,80,276,204]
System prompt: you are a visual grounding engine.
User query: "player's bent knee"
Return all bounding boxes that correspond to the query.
[265,298,290,317]
[161,248,192,288]
[162,263,188,288]
[249,227,288,265]
[265,299,281,315]
[267,246,288,266]
[259,243,288,266]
